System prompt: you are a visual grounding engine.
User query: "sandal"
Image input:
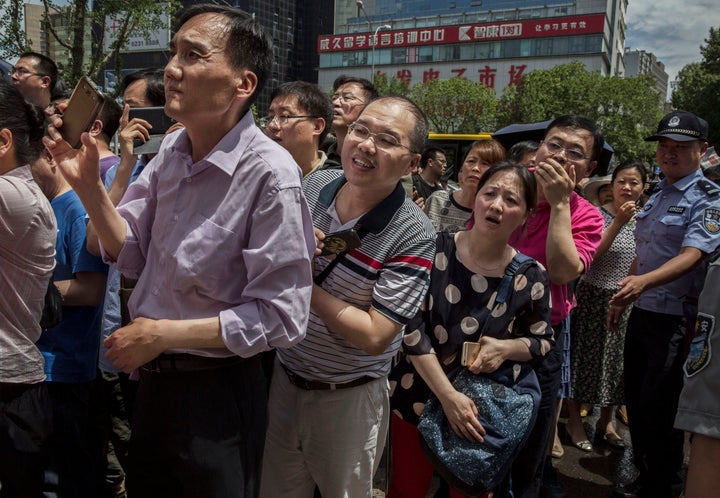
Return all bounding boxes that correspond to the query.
[603,432,626,449]
[565,425,593,452]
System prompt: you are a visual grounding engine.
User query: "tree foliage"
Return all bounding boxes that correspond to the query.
[373,73,411,97]
[0,0,178,91]
[497,61,662,163]
[672,27,720,147]
[409,77,498,134]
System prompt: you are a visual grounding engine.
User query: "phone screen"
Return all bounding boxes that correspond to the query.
[60,77,105,149]
[127,107,174,135]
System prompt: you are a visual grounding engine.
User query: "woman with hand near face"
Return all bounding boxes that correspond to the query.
[566,162,648,450]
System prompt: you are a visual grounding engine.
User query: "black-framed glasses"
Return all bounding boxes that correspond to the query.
[348,122,413,152]
[331,92,365,105]
[11,67,46,78]
[542,140,590,162]
[259,115,318,129]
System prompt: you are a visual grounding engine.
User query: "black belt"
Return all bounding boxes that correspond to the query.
[141,353,245,373]
[281,363,375,391]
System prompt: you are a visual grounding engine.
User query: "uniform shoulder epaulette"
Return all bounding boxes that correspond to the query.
[697,178,720,196]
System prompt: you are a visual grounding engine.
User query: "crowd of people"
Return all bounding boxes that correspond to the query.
[1,4,719,498]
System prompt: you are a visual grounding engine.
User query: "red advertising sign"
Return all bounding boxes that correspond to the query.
[318,14,605,52]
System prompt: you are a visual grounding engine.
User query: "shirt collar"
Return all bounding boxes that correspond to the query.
[167,110,259,176]
[657,168,703,193]
[317,176,407,234]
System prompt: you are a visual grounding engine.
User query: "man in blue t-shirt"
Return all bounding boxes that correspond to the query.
[32,152,108,498]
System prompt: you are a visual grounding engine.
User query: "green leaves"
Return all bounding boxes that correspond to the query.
[673,27,720,147]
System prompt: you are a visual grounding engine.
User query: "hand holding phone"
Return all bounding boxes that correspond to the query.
[319,228,362,256]
[59,77,105,149]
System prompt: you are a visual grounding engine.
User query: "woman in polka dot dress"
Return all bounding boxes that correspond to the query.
[388,162,553,498]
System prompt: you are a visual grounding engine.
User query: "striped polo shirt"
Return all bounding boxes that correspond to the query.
[278,170,436,383]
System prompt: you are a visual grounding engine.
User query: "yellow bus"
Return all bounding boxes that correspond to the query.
[426,132,493,180]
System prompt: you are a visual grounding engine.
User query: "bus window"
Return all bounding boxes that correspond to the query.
[426,132,492,181]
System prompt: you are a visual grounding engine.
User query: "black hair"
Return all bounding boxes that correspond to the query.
[507,140,539,163]
[121,68,166,106]
[176,4,273,106]
[0,79,46,165]
[545,115,604,163]
[611,161,648,185]
[332,75,379,101]
[475,160,537,211]
[50,77,70,102]
[19,52,58,92]
[358,95,428,154]
[421,147,445,168]
[97,96,123,143]
[270,81,334,144]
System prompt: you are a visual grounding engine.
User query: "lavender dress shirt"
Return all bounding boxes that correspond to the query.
[102,111,315,358]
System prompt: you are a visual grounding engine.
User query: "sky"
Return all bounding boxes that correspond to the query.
[625,0,716,86]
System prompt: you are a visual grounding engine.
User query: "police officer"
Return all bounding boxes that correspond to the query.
[675,251,720,498]
[608,111,720,498]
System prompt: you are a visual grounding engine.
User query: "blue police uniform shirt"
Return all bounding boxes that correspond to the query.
[634,169,720,316]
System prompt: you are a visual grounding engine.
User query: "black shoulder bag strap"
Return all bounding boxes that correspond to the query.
[313,225,369,286]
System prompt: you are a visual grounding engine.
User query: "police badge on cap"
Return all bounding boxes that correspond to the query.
[645,111,709,142]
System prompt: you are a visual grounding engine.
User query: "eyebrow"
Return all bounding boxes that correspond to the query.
[356,119,402,140]
[546,136,587,153]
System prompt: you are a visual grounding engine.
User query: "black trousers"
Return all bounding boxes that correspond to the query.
[126,355,267,498]
[624,308,686,498]
[0,382,52,498]
[502,321,566,498]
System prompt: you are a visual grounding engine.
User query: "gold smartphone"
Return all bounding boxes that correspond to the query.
[60,76,105,149]
[461,341,481,366]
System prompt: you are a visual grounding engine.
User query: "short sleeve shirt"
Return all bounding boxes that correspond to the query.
[389,231,552,425]
[634,170,720,315]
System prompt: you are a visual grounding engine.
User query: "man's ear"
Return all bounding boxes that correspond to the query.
[312,118,326,139]
[40,75,52,90]
[0,128,13,158]
[235,70,258,101]
[88,119,103,137]
[406,154,421,175]
[584,160,598,179]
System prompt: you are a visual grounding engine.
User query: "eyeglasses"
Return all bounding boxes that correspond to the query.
[258,115,318,129]
[11,67,46,78]
[348,122,413,152]
[331,92,365,105]
[542,141,589,162]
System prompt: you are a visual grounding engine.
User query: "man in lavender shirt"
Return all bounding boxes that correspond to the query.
[44,5,315,497]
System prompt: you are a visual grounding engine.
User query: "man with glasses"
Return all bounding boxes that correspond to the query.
[507,115,605,498]
[261,96,436,497]
[11,52,57,108]
[262,81,336,177]
[412,147,447,202]
[324,75,378,163]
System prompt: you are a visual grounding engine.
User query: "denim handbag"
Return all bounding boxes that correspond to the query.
[418,362,540,496]
[417,253,542,496]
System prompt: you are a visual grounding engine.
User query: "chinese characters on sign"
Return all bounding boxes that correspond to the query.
[377,64,527,89]
[318,14,604,52]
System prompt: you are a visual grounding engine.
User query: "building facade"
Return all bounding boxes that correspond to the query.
[100,0,334,110]
[624,48,669,103]
[319,0,628,96]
